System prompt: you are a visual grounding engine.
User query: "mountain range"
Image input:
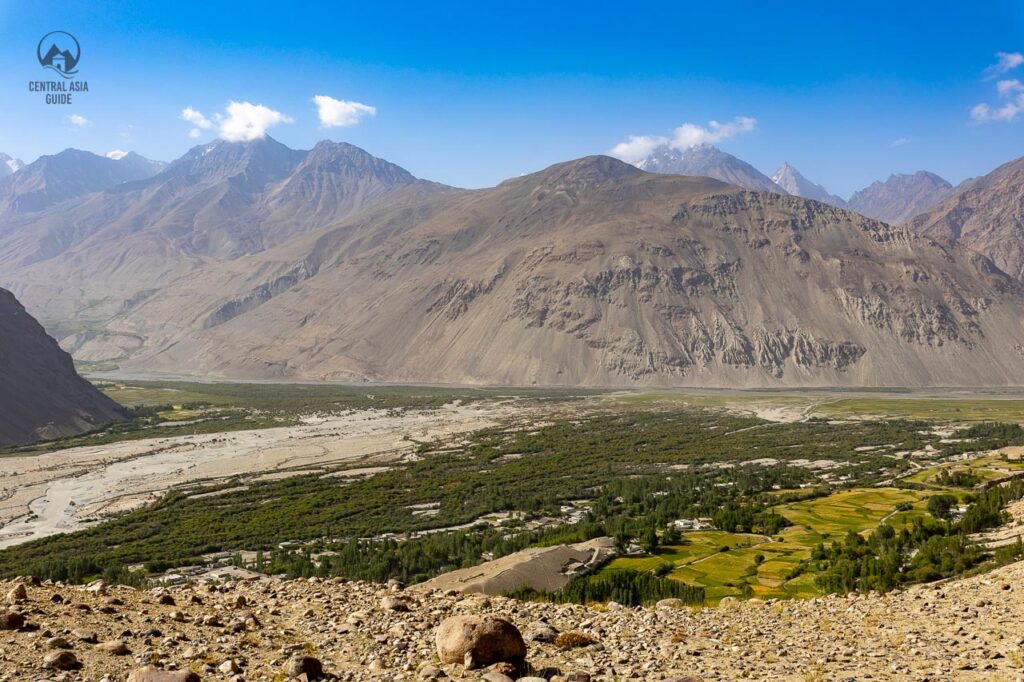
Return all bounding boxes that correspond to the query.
[2,139,1023,387]
[630,146,954,224]
[0,138,435,330]
[0,148,164,217]
[0,288,124,447]
[637,143,784,193]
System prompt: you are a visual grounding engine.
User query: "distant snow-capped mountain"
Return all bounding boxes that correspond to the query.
[0,153,25,178]
[771,162,846,207]
[635,143,785,193]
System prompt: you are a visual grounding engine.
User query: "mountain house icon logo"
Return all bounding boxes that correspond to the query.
[37,31,80,78]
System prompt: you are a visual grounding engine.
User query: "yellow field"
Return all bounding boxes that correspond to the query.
[778,488,923,535]
[604,486,935,603]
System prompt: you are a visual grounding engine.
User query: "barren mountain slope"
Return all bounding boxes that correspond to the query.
[908,155,1024,280]
[0,289,124,447]
[0,138,433,324]
[108,155,1024,387]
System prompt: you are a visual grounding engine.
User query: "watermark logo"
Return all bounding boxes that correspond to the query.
[37,31,80,78]
[29,31,89,104]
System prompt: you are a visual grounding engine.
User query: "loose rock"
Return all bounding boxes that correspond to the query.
[43,650,78,670]
[127,666,201,682]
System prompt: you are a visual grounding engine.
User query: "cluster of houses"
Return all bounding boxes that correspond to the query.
[670,517,714,531]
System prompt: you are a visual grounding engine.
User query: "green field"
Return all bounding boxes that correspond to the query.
[603,486,935,602]
[904,450,1024,491]
[779,488,921,534]
[611,389,1024,424]
[815,397,1024,423]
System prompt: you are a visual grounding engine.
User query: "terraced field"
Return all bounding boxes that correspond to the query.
[779,488,922,534]
[603,487,935,602]
[904,448,1024,490]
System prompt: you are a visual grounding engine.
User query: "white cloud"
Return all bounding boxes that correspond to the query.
[672,116,757,148]
[971,53,1024,124]
[609,134,669,164]
[313,95,376,128]
[218,101,293,142]
[182,107,213,129]
[997,79,1024,96]
[984,51,1024,79]
[182,107,214,138]
[890,137,910,147]
[180,102,293,142]
[970,98,1023,123]
[68,114,90,127]
[610,116,757,164]
[972,75,1024,124]
[105,150,128,160]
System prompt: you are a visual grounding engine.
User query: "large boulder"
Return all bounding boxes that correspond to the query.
[435,615,526,669]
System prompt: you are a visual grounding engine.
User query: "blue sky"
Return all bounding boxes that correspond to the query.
[0,0,1022,195]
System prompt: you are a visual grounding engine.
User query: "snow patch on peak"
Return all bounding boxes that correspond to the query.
[0,153,25,175]
[105,150,129,160]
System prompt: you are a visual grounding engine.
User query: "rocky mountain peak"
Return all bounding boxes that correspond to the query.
[847,170,953,224]
[527,155,645,191]
[771,162,846,207]
[297,140,417,185]
[0,153,24,178]
[908,155,1024,279]
[167,136,305,186]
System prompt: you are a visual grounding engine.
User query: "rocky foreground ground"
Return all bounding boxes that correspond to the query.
[3,561,1024,682]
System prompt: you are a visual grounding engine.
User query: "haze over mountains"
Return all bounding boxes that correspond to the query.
[1,138,1022,388]
[0,149,164,217]
[0,288,124,447]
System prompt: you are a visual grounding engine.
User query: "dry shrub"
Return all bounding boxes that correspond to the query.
[555,631,599,649]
